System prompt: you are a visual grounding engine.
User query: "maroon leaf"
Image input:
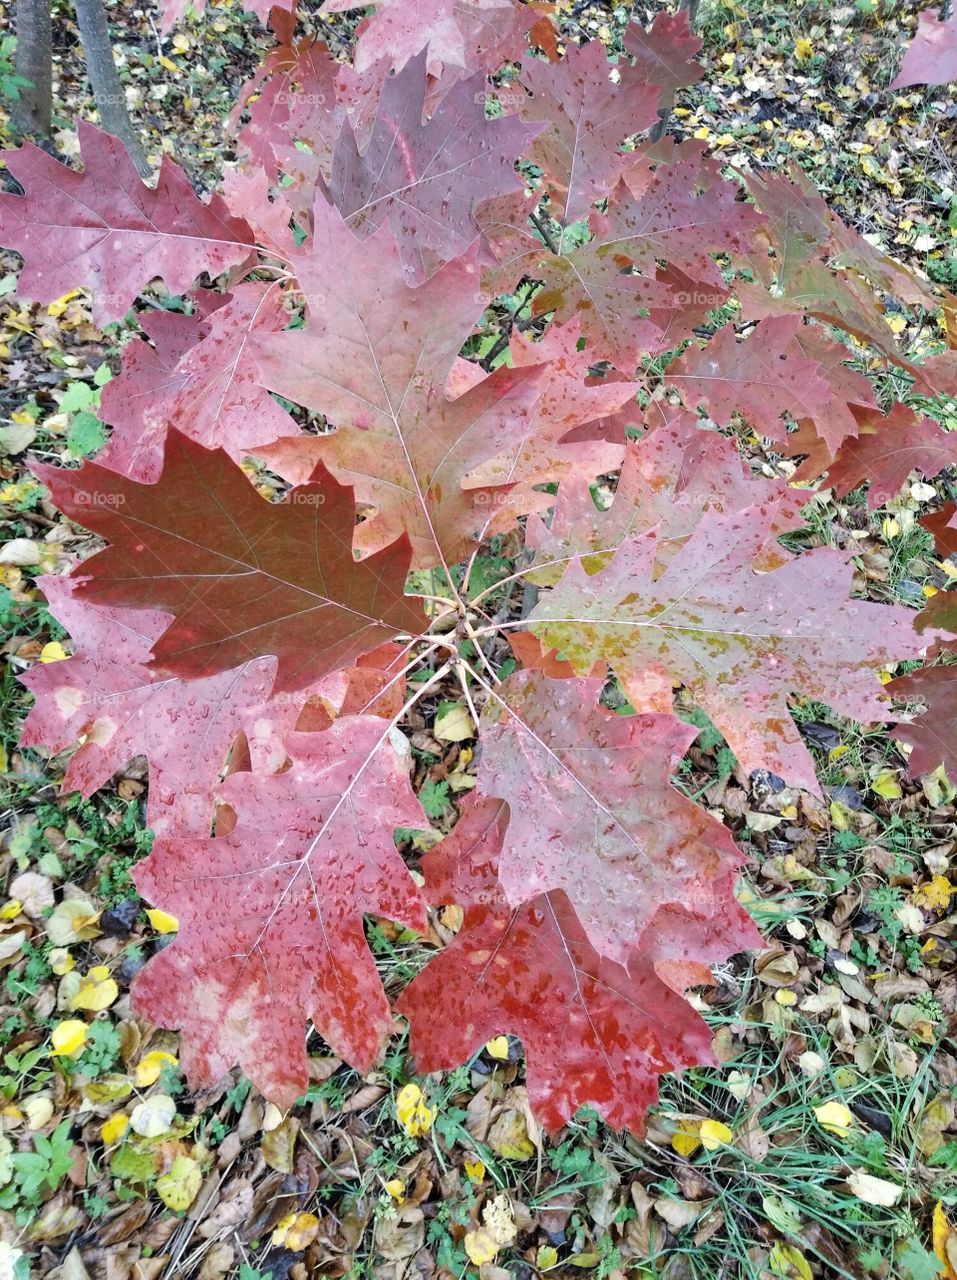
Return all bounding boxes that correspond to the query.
[98,283,296,481]
[20,578,273,835]
[622,10,703,96]
[529,506,924,792]
[808,403,957,509]
[476,671,745,962]
[534,157,760,363]
[398,797,758,1132]
[133,720,429,1104]
[891,9,957,88]
[666,317,833,441]
[328,54,541,277]
[323,0,549,80]
[921,502,957,559]
[0,122,254,324]
[889,660,957,779]
[517,40,662,222]
[34,430,427,693]
[527,411,804,583]
[252,202,547,568]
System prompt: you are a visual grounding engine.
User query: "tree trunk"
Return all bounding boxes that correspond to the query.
[71,0,149,175]
[11,0,52,140]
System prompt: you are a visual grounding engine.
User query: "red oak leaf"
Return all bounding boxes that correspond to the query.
[533,159,760,363]
[529,506,924,793]
[741,167,936,360]
[34,430,427,693]
[132,720,429,1104]
[526,411,804,584]
[892,9,957,88]
[622,10,703,96]
[231,40,382,206]
[20,578,273,835]
[458,320,632,527]
[98,283,296,482]
[889,660,957,780]
[666,317,833,442]
[237,642,410,775]
[323,0,547,80]
[397,797,758,1132]
[517,40,662,222]
[803,404,957,510]
[328,54,541,278]
[0,122,254,324]
[97,306,210,462]
[476,670,745,962]
[252,202,547,568]
[921,502,957,559]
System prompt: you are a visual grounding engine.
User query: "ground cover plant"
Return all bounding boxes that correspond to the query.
[0,0,957,1276]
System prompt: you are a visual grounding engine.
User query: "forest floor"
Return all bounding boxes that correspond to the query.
[0,1,955,1279]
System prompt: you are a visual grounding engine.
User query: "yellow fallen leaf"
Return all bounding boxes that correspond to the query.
[49,948,74,975]
[814,1101,853,1137]
[100,1113,129,1144]
[156,1155,202,1211]
[129,1093,176,1138]
[69,965,118,1012]
[145,907,179,934]
[434,702,473,742]
[699,1119,733,1150]
[671,1119,701,1156]
[50,1019,88,1058]
[913,876,954,912]
[933,1201,957,1280]
[395,1083,436,1138]
[46,898,101,945]
[464,1157,486,1183]
[872,769,902,800]
[134,1050,178,1087]
[158,55,179,73]
[24,1096,54,1129]
[0,901,22,921]
[845,1170,902,1207]
[769,1241,812,1280]
[47,290,81,317]
[828,744,850,762]
[384,1179,406,1203]
[464,1227,499,1266]
[485,1036,509,1060]
[39,641,69,663]
[537,1245,560,1269]
[794,37,813,60]
[271,1210,320,1250]
[775,989,798,1007]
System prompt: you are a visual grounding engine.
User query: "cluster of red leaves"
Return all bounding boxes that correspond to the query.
[2,0,956,1134]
